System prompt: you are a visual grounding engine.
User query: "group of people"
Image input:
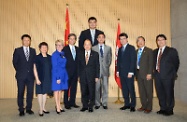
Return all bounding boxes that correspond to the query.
[12,17,180,117]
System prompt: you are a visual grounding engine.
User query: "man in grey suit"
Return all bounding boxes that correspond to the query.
[136,36,153,113]
[92,33,112,110]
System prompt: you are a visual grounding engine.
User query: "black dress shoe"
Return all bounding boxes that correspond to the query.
[19,111,25,116]
[157,110,166,115]
[120,106,130,110]
[95,106,100,109]
[26,110,34,115]
[43,110,50,114]
[72,104,80,108]
[103,106,108,109]
[88,108,93,112]
[39,113,44,116]
[130,107,136,112]
[80,108,88,112]
[65,106,71,109]
[164,111,174,116]
[60,109,65,112]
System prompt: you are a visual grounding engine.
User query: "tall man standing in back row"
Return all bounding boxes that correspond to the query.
[92,33,112,110]
[79,17,104,50]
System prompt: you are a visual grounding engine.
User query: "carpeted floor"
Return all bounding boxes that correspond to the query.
[0,98,187,122]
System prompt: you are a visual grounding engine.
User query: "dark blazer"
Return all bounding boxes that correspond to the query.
[117,44,136,76]
[13,47,36,81]
[34,53,51,82]
[136,47,153,79]
[79,29,104,50]
[63,45,80,78]
[78,50,100,82]
[153,46,180,79]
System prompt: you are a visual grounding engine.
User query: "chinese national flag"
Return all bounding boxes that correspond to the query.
[114,23,122,89]
[64,6,70,46]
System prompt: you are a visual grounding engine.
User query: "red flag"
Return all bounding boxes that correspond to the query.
[64,6,70,46]
[114,23,122,88]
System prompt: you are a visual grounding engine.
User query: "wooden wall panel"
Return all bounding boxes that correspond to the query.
[0,0,170,98]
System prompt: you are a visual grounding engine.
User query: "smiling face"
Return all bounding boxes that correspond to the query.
[156,37,166,48]
[97,34,105,44]
[137,37,145,48]
[89,20,97,29]
[40,45,48,54]
[22,37,31,47]
[55,41,63,52]
[84,40,92,51]
[119,36,128,45]
[68,35,76,45]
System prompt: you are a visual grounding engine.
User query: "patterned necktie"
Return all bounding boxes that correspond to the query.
[100,45,103,58]
[85,52,89,65]
[137,48,142,66]
[157,48,162,73]
[25,47,29,61]
[72,46,76,60]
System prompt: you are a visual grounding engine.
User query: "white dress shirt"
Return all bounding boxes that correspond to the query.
[23,46,30,56]
[156,46,166,69]
[90,29,95,43]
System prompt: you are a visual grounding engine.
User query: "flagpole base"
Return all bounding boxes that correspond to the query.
[114,98,123,104]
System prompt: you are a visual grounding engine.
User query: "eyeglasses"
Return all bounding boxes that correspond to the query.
[120,38,127,40]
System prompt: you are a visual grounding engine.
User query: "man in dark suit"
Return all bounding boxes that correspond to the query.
[12,34,36,116]
[79,17,104,50]
[116,33,136,112]
[78,39,100,112]
[63,33,80,109]
[153,34,179,116]
[136,36,153,113]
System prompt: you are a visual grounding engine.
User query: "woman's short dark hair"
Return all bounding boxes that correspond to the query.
[156,34,167,40]
[38,42,48,49]
[88,17,97,22]
[119,33,128,39]
[68,33,77,40]
[21,34,31,40]
[137,36,145,42]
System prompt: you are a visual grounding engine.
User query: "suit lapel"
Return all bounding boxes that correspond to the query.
[161,46,169,60]
[21,47,28,62]
[67,45,74,60]
[87,51,93,65]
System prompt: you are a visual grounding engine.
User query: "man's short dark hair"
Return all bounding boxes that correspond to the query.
[137,36,145,42]
[156,34,167,41]
[119,33,128,39]
[88,17,97,22]
[68,33,77,40]
[21,34,31,40]
[39,42,48,49]
[97,33,105,38]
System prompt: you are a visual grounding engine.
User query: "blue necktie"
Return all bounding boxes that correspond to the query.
[137,48,142,66]
[100,45,103,58]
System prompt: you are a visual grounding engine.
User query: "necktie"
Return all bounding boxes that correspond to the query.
[122,46,125,52]
[91,30,95,44]
[85,52,89,65]
[72,46,76,60]
[25,47,29,61]
[137,48,142,66]
[157,48,162,73]
[100,45,103,58]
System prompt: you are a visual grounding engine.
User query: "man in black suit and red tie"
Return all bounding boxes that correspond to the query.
[153,34,180,116]
[63,33,80,109]
[79,17,104,50]
[78,39,100,113]
[12,34,36,116]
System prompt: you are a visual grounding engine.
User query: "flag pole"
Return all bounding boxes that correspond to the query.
[114,18,123,104]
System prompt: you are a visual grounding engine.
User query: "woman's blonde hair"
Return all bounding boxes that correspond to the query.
[55,39,64,46]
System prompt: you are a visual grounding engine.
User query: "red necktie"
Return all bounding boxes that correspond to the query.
[157,48,162,73]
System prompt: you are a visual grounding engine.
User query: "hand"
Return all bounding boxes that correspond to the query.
[95,78,99,82]
[146,74,152,80]
[127,74,132,78]
[57,79,61,84]
[116,72,119,77]
[36,80,41,85]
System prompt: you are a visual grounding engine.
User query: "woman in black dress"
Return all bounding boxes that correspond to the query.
[33,42,52,116]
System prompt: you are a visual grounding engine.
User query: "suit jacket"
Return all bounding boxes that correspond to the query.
[92,44,112,76]
[13,46,36,81]
[117,44,136,77]
[63,45,80,78]
[136,46,153,79]
[78,50,100,82]
[79,29,104,50]
[153,46,180,79]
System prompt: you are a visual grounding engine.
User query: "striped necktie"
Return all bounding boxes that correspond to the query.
[25,47,29,61]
